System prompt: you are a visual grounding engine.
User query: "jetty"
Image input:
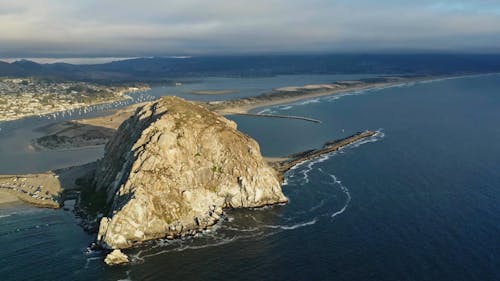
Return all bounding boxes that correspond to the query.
[270,130,377,181]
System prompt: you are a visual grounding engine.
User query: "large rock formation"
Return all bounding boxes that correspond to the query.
[93,96,287,252]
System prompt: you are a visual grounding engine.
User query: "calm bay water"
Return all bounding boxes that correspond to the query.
[0,74,499,280]
[0,74,375,174]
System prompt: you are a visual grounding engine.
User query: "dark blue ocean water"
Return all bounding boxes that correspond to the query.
[0,74,499,281]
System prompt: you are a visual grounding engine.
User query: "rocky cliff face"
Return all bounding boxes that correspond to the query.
[93,96,287,251]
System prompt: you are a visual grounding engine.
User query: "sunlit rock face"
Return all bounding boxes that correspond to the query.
[104,249,128,265]
[94,96,287,250]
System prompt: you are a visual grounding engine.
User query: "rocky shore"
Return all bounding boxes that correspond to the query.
[73,96,287,264]
[270,131,378,181]
[0,92,383,266]
[5,77,399,266]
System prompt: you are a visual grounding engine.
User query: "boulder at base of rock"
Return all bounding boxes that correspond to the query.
[104,249,129,265]
[92,96,287,250]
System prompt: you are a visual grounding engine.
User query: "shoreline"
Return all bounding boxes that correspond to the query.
[0,190,21,204]
[213,73,500,115]
[0,173,62,208]
[2,72,495,209]
[270,130,378,182]
[214,84,385,115]
[28,73,486,152]
[0,96,131,123]
[0,86,150,123]
[0,162,97,209]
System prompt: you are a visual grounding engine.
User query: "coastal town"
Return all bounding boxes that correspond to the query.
[0,77,149,122]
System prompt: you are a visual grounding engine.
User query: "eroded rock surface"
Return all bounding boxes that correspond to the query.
[104,249,129,265]
[93,96,287,250]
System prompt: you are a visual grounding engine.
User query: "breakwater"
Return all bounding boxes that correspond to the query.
[270,130,377,180]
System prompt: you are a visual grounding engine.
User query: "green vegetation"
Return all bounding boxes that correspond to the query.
[212,165,223,173]
[75,171,111,216]
[79,185,110,216]
[207,184,218,192]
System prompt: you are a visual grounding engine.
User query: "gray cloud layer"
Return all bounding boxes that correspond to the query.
[1,0,500,57]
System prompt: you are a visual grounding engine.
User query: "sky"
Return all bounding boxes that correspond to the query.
[1,0,500,58]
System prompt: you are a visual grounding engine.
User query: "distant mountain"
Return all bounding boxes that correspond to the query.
[1,54,500,83]
[0,60,25,76]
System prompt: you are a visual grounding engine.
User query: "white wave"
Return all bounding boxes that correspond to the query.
[328,174,351,218]
[0,214,12,219]
[136,212,322,260]
[263,218,317,230]
[413,74,492,85]
[280,216,295,222]
[257,97,325,114]
[253,74,500,116]
[140,231,264,260]
[223,225,260,232]
[309,199,326,212]
[129,250,145,264]
[173,236,239,252]
[297,98,320,105]
[248,215,263,224]
[291,153,332,184]
[375,129,385,138]
[324,96,340,102]
[84,256,102,269]
[345,129,386,149]
[256,108,272,114]
[131,128,386,262]
[282,176,289,186]
[249,203,285,211]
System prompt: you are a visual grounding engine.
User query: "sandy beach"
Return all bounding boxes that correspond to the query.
[213,79,407,115]
[0,162,96,208]
[216,74,496,115]
[78,78,408,129]
[0,190,21,204]
[30,74,467,152]
[0,173,62,208]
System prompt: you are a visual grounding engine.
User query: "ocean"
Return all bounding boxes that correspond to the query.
[0,74,499,281]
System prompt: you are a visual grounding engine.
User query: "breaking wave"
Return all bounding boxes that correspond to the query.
[287,129,385,186]
[262,75,497,115]
[326,173,351,219]
[263,218,318,230]
[0,222,65,237]
[129,128,385,264]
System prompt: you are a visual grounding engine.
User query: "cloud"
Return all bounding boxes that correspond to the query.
[0,0,499,57]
